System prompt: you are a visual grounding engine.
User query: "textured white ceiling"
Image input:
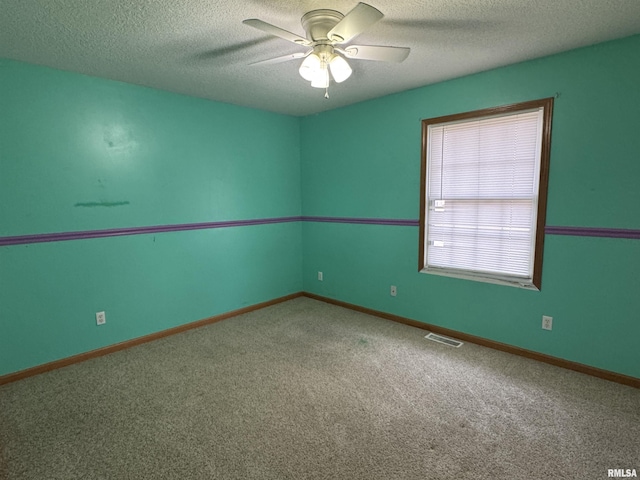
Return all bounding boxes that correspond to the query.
[2,0,640,116]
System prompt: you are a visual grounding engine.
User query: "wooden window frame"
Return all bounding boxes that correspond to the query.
[419,98,554,290]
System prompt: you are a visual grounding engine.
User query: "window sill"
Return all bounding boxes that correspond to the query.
[419,267,540,291]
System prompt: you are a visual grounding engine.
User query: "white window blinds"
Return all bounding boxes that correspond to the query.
[424,108,544,285]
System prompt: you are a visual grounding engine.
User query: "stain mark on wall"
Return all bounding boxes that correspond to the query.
[74,201,130,208]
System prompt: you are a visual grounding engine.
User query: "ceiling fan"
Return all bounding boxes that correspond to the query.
[243,2,410,95]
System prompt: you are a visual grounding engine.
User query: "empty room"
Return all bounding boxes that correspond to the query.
[1,1,639,479]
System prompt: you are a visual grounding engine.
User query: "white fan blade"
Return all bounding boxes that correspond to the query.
[249,51,310,66]
[341,45,410,62]
[327,3,383,44]
[243,19,311,46]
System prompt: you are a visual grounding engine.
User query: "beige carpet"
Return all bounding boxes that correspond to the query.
[1,297,638,479]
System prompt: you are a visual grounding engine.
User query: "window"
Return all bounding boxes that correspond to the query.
[419,98,553,290]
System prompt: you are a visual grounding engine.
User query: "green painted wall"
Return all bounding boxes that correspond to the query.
[0,60,302,376]
[301,35,640,379]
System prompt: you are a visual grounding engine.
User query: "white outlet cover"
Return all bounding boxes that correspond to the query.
[96,311,106,325]
[542,315,552,330]
[390,285,397,297]
[318,271,323,281]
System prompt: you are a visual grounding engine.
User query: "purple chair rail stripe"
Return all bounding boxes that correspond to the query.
[2,217,639,246]
[545,226,640,240]
[0,216,421,246]
[301,216,420,226]
[0,216,302,247]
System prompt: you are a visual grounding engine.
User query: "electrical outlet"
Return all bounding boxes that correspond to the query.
[390,285,397,297]
[542,315,552,331]
[317,271,323,281]
[96,311,106,326]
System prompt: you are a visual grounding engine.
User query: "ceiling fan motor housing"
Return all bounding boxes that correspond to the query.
[301,9,344,43]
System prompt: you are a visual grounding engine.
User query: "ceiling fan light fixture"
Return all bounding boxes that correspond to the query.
[299,49,332,88]
[329,54,352,83]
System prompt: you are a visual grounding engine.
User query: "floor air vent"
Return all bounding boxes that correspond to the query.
[425,333,463,348]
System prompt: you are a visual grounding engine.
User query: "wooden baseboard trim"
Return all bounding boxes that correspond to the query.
[4,291,637,389]
[302,292,640,389]
[0,292,303,386]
